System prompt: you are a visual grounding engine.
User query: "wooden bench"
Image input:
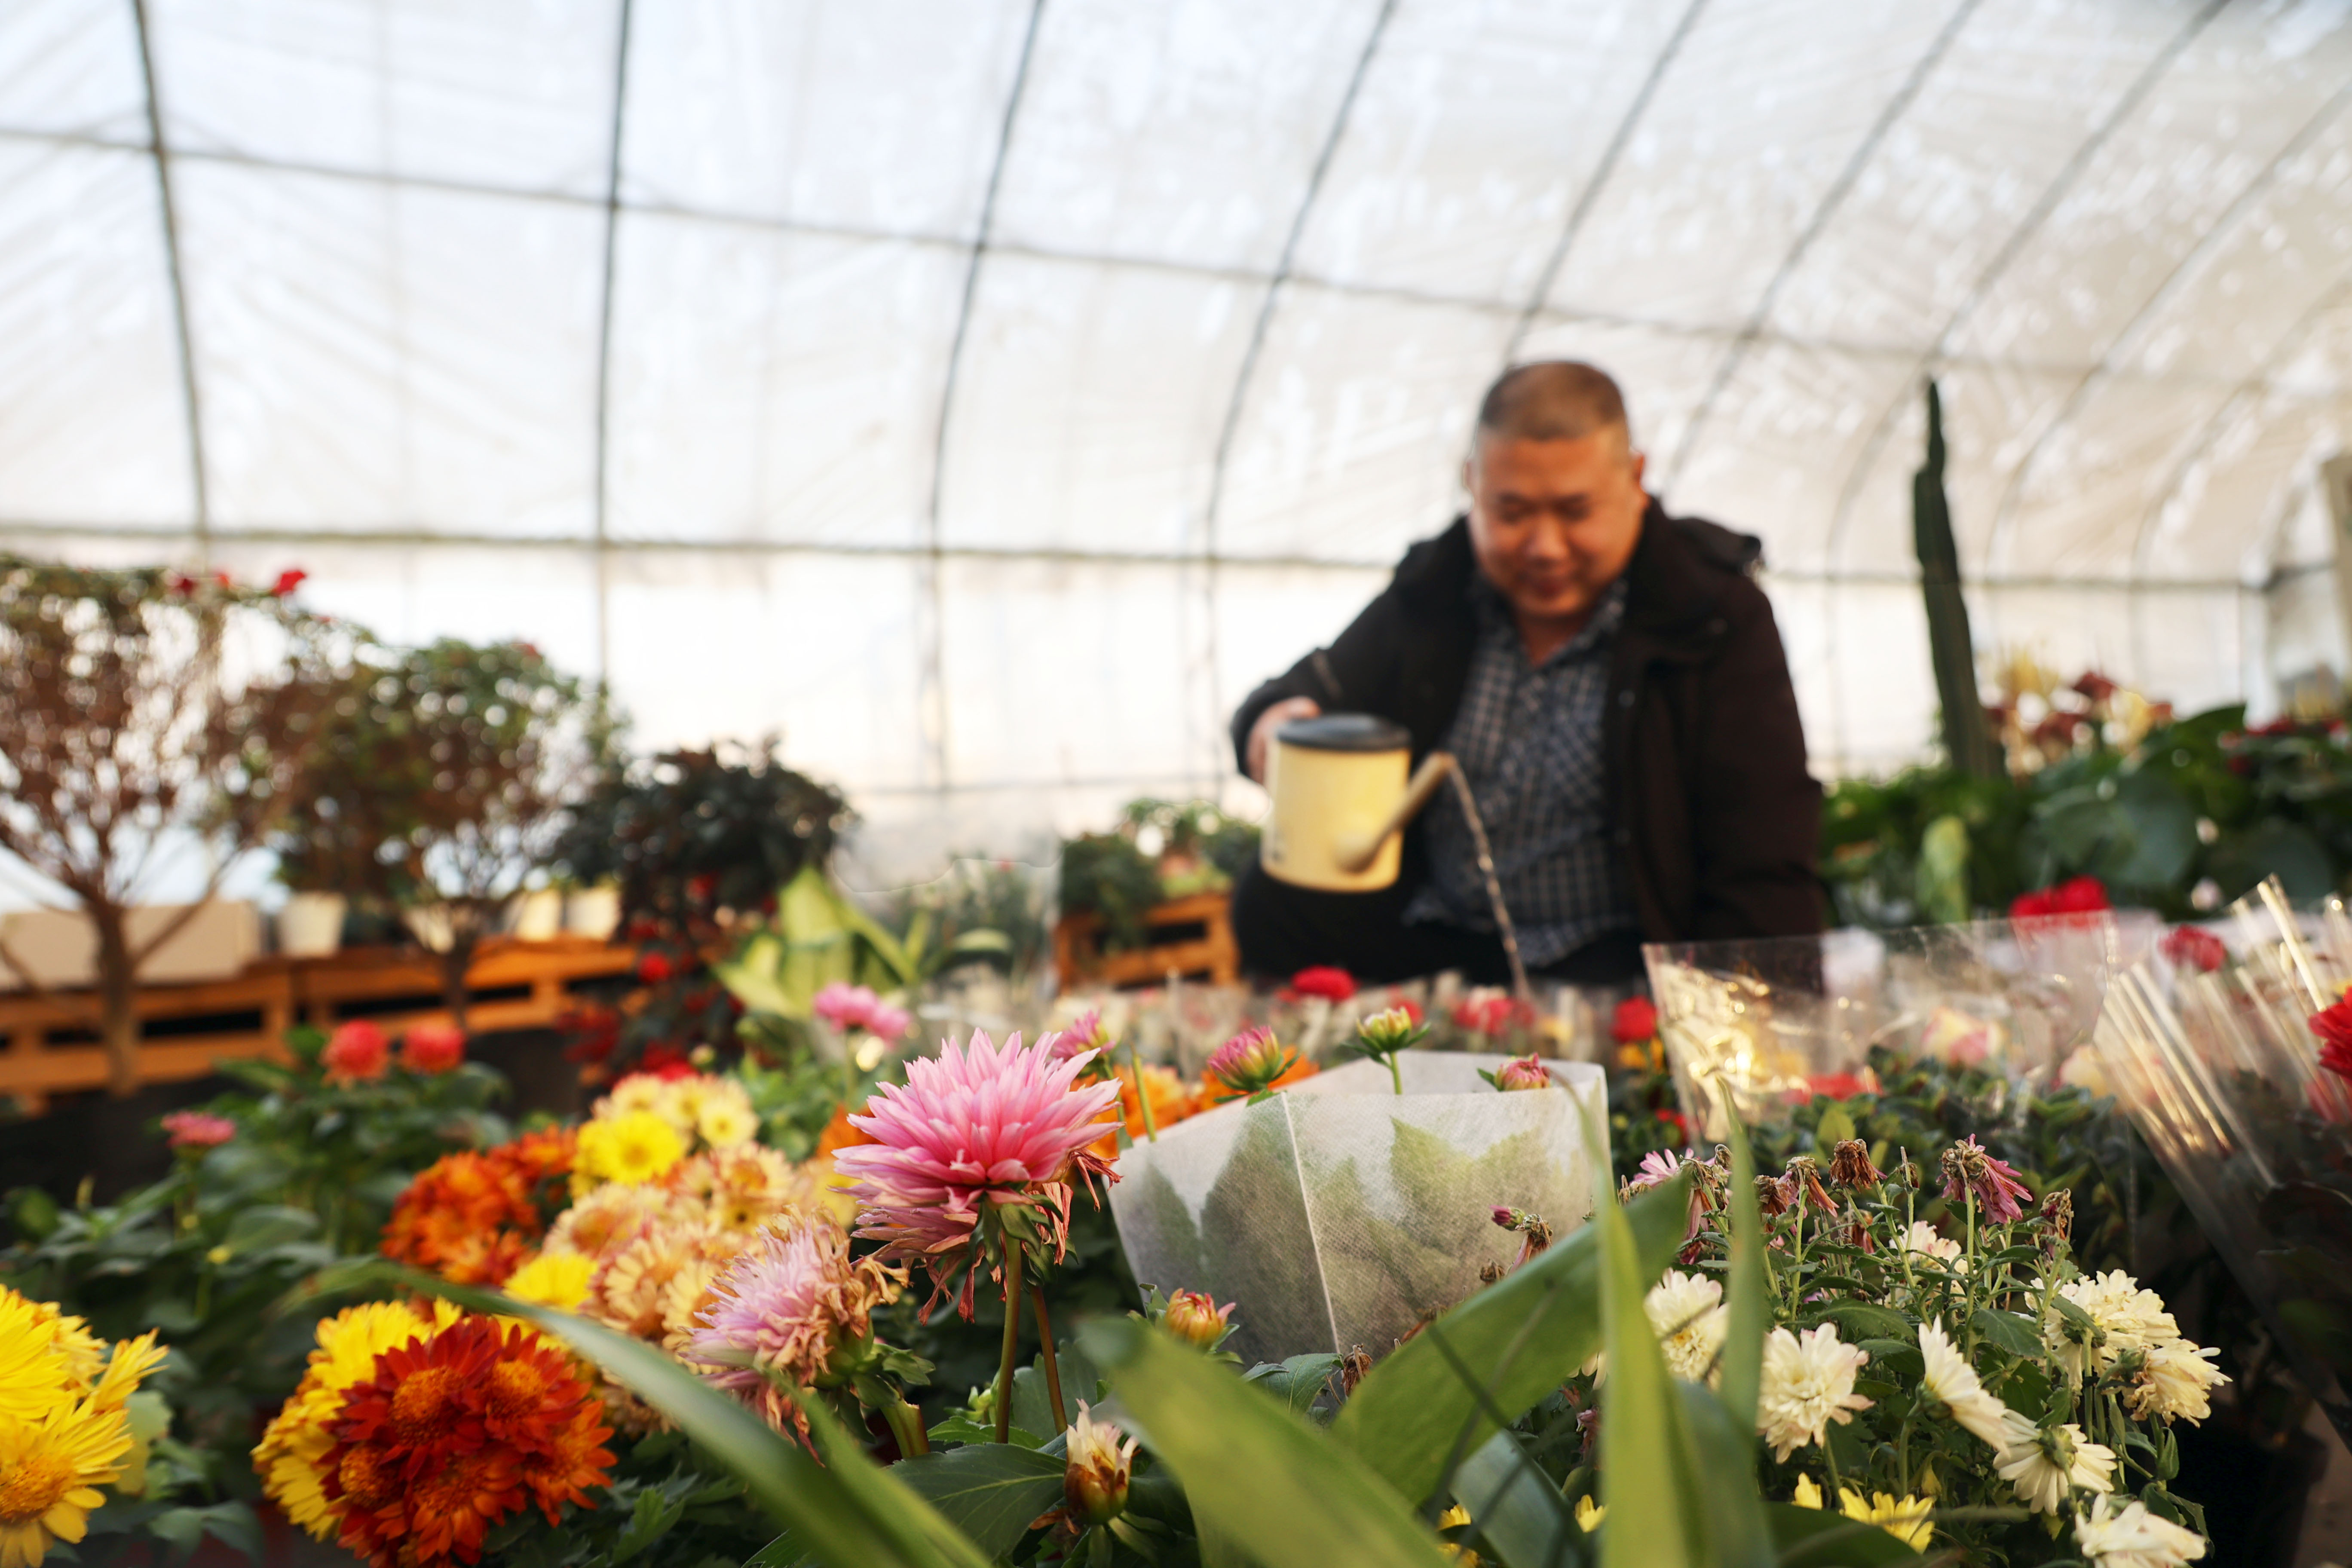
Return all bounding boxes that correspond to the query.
[0,936,637,1109]
[1053,890,1238,990]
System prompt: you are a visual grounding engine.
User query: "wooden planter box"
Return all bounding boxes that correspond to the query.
[1053,890,1237,991]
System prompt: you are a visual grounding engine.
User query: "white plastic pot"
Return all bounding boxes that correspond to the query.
[564,885,622,941]
[276,892,347,957]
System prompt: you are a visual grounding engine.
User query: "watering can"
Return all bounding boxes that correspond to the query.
[1260,714,1456,891]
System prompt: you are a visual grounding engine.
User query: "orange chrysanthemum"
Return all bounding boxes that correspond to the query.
[380,1129,578,1285]
[322,1317,612,1568]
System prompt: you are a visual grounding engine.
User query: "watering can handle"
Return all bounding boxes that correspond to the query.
[1332,751,1458,875]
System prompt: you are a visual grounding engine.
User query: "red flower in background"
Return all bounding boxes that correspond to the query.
[401,1023,466,1074]
[322,1020,390,1083]
[2010,875,2110,921]
[634,1044,696,1079]
[2309,998,2352,1083]
[636,952,675,985]
[271,568,307,597]
[1611,995,1658,1044]
[161,1110,236,1150]
[1804,1072,1873,1102]
[2161,925,2228,974]
[1290,965,1356,1001]
[1453,995,1533,1039]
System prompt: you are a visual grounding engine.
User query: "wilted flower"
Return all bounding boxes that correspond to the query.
[1205,1028,1299,1101]
[2128,1338,2227,1425]
[1940,1137,2032,1224]
[1623,1151,1709,1252]
[1493,1055,1551,1091]
[161,1110,236,1150]
[1161,1289,1234,1350]
[1754,1174,1794,1219]
[2073,1494,2208,1567]
[1756,1324,1871,1461]
[1995,1417,2114,1514]
[1783,1157,1835,1215]
[1489,1207,1553,1269]
[2037,1189,2073,1250]
[400,1024,466,1075]
[1063,1403,1136,1526]
[322,1021,389,1083]
[1825,1140,1881,1188]
[836,1030,1121,1320]
[1647,1271,1729,1384]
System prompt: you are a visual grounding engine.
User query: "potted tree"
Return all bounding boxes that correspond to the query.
[0,559,344,1093]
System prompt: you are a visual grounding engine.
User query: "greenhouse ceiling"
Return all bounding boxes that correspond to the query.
[3,0,2350,863]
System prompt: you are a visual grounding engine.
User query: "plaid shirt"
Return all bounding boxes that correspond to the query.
[1405,574,1637,966]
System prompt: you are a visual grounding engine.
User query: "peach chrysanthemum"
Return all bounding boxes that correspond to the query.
[836,1029,1121,1319]
[323,1317,612,1568]
[683,1217,903,1442]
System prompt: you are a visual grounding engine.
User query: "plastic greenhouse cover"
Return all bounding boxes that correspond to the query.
[1,0,2350,879]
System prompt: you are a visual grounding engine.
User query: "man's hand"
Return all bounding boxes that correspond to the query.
[1246,697,1322,784]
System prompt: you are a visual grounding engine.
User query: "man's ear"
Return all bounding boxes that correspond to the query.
[1460,453,1476,498]
[1626,449,1648,493]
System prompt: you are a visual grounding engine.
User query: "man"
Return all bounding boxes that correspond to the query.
[1228,361,1821,985]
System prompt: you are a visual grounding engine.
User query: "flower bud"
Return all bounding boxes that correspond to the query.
[1494,1054,1551,1091]
[1063,1404,1136,1526]
[1206,1027,1298,1098]
[1161,1288,1234,1350]
[1354,1005,1427,1055]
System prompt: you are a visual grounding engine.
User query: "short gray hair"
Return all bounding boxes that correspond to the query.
[1475,361,1631,447]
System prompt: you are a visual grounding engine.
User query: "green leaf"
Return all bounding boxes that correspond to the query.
[1764,1502,1923,1564]
[1454,1429,1586,1568]
[221,1204,318,1253]
[1719,1115,1768,1437]
[1243,1354,1344,1417]
[379,1265,990,1568]
[1078,1315,1450,1568]
[1332,1174,1694,1504]
[1813,1303,1911,1342]
[1811,1102,1857,1152]
[1971,1308,2043,1359]
[612,1484,686,1561]
[891,1444,1068,1558]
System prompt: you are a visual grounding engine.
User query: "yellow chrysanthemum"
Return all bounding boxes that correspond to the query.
[251,1300,454,1539]
[86,1335,165,1416]
[0,1396,134,1568]
[0,1293,77,1422]
[1834,1487,1935,1549]
[22,1303,104,1397]
[575,1110,686,1190]
[504,1252,595,1313]
[696,1096,759,1150]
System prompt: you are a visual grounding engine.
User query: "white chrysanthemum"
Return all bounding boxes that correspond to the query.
[1917,1320,2013,1449]
[1899,1221,1962,1267]
[697,1093,760,1150]
[2049,1271,2179,1381]
[1757,1324,1872,1461]
[2128,1338,2226,1425]
[1995,1412,2114,1515]
[2073,1494,2208,1568]
[1645,1270,1729,1384]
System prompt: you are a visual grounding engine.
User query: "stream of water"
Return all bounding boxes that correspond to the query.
[1444,768,1533,1003]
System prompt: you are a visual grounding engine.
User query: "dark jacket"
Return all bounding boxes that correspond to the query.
[1229,500,1824,944]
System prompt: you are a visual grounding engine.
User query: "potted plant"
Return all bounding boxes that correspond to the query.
[0,558,344,1093]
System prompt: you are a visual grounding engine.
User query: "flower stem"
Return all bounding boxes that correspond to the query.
[994,1237,1025,1445]
[883,1393,931,1458]
[1385,1051,1403,1096]
[1031,1282,1068,1431]
[1129,1041,1158,1142]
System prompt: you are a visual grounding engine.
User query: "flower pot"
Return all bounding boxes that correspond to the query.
[402,903,456,954]
[505,888,564,942]
[1107,1050,1606,1365]
[564,885,622,941]
[275,891,347,957]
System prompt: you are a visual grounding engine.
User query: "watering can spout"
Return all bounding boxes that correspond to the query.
[1259,712,1457,892]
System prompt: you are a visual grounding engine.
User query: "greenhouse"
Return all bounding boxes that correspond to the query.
[3,2,2352,1566]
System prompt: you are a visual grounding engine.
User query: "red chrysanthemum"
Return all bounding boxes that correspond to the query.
[324,1020,391,1082]
[401,1023,467,1074]
[2161,925,2228,974]
[323,1317,612,1568]
[1611,995,1659,1044]
[2309,998,2352,1084]
[1290,965,1357,1001]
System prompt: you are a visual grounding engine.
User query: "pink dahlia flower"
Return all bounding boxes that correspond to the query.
[836,1029,1122,1318]
[161,1110,236,1150]
[685,1216,902,1445]
[1493,1054,1551,1091]
[812,982,879,1032]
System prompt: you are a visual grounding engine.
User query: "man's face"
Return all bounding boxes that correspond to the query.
[1462,430,1648,625]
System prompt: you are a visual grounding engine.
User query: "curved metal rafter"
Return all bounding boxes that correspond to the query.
[127,0,209,556]
[588,0,637,681]
[1660,0,1982,498]
[1981,78,2352,584]
[1813,0,2229,586]
[1196,0,1401,560]
[917,0,1049,791]
[1499,0,1711,364]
